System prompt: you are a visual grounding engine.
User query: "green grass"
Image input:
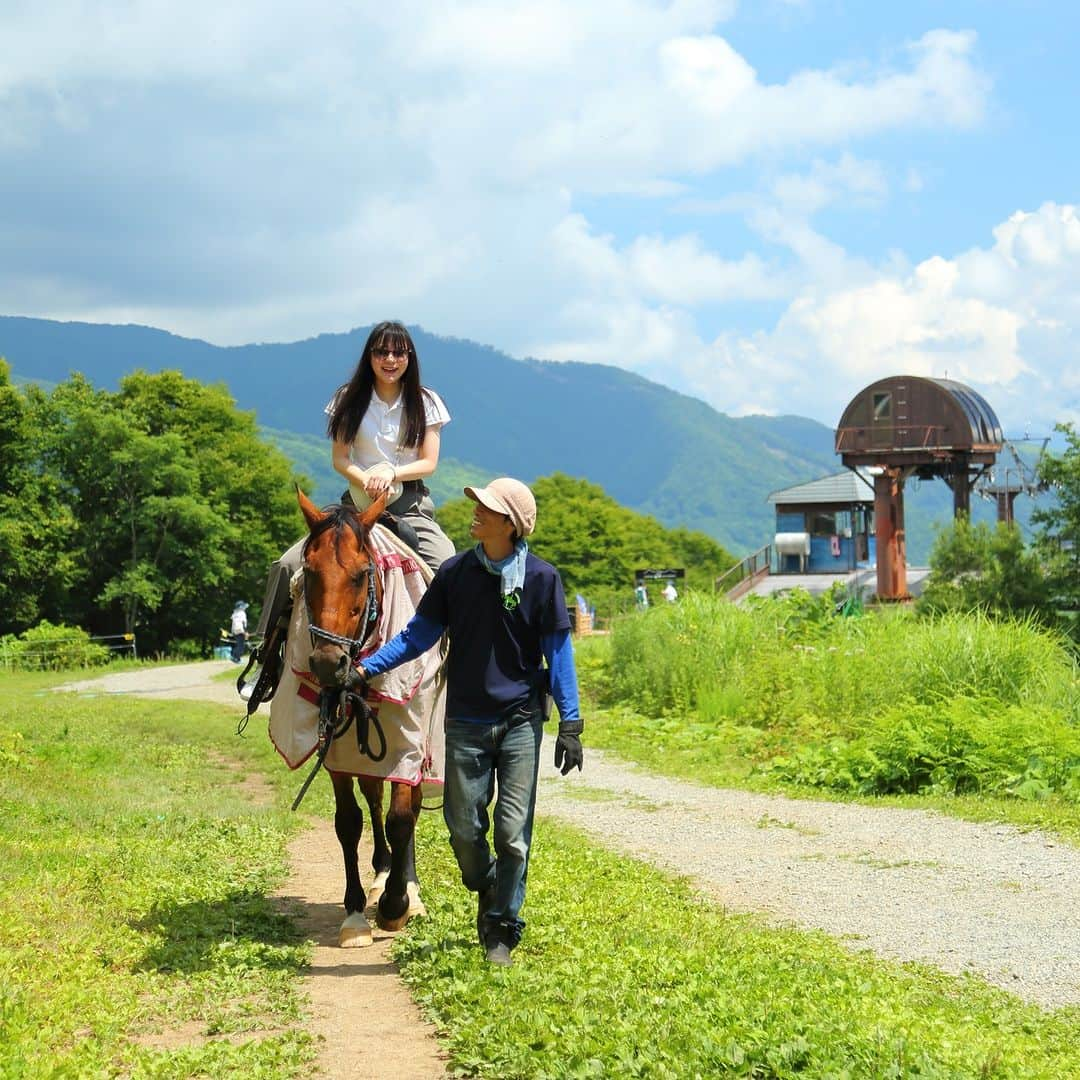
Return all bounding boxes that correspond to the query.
[394,818,1080,1079]
[577,595,1080,844]
[211,662,245,684]
[10,659,1080,1078]
[0,671,316,1078]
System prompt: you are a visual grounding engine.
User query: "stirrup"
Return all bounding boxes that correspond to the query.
[237,622,286,713]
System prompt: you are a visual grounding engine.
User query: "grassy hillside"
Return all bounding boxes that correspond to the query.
[0,316,1045,559]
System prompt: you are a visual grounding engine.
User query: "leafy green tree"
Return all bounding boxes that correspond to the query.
[438,473,735,615]
[20,369,307,654]
[1034,422,1080,622]
[917,515,1053,625]
[0,361,79,630]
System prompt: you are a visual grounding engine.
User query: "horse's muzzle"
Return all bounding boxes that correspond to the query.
[309,644,360,689]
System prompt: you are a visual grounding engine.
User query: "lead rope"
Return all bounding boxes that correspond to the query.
[290,686,388,811]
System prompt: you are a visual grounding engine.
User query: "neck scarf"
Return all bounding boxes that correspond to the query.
[474,540,529,610]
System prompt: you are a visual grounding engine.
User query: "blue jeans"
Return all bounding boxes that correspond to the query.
[443,709,543,948]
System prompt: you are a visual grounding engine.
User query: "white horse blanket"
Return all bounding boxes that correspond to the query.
[269,524,446,787]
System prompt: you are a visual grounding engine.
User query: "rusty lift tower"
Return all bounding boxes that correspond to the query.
[835,376,1004,601]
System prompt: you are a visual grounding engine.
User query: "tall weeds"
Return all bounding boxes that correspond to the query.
[602,591,1080,798]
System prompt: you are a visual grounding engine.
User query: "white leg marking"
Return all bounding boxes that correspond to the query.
[365,869,389,912]
[339,910,374,948]
[406,880,427,918]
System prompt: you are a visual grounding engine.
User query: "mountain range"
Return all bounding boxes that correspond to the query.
[1,315,1028,561]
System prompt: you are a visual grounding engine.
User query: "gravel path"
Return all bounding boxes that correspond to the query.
[62,663,1080,1011]
[536,745,1080,1010]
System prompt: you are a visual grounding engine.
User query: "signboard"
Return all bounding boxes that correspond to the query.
[634,568,685,585]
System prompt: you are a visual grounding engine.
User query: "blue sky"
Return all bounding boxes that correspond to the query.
[2,1,1077,436]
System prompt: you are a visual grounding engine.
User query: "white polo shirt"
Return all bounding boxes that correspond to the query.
[326,387,451,504]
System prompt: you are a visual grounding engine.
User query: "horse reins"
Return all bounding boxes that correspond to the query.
[291,556,387,812]
[304,561,380,660]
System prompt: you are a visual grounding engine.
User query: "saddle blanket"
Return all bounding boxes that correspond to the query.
[269,523,447,787]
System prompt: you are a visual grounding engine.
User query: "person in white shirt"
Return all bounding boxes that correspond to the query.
[243,322,455,702]
[662,581,678,603]
[229,601,249,663]
[324,321,455,570]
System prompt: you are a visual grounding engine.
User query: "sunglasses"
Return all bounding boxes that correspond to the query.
[372,347,409,359]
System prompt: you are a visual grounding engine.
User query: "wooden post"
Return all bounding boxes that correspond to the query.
[874,468,908,600]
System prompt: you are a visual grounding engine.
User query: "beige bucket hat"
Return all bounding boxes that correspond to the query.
[464,477,537,537]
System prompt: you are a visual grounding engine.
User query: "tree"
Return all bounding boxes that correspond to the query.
[16,369,308,654]
[1034,422,1080,622]
[0,361,79,630]
[438,473,735,614]
[916,514,1054,625]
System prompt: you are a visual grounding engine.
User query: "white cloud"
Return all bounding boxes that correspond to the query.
[711,202,1080,433]
[660,35,757,113]
[522,200,1080,440]
[7,3,1042,434]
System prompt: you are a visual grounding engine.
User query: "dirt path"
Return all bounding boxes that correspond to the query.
[535,753,1080,1010]
[61,662,448,1078]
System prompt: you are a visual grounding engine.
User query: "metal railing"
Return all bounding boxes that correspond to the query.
[715,544,772,596]
[835,424,947,451]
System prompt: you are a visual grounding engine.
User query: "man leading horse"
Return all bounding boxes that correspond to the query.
[358,477,584,967]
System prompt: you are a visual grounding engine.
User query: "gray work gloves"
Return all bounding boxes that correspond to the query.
[554,720,584,774]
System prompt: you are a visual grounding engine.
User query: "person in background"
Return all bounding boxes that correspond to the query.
[241,320,454,704]
[634,583,649,610]
[229,601,249,663]
[357,477,584,967]
[662,580,678,603]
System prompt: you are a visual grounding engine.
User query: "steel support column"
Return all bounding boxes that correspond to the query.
[996,490,1019,525]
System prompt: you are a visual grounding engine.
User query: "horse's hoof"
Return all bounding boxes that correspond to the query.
[377,910,410,932]
[339,911,373,948]
[375,891,411,931]
[406,880,427,918]
[365,870,389,913]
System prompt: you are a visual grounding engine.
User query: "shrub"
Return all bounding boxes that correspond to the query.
[762,698,1080,800]
[0,620,111,671]
[599,592,1080,802]
[167,637,208,661]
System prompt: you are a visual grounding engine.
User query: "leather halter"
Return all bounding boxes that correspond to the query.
[304,559,379,662]
[289,547,385,812]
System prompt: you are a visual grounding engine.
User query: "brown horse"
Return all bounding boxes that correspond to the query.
[296,488,425,944]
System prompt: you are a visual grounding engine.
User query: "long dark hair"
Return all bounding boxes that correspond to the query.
[327,321,429,448]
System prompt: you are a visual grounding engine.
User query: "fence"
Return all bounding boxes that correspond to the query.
[0,632,137,671]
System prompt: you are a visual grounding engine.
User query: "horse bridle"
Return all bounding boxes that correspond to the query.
[304,560,380,661]
[291,552,386,812]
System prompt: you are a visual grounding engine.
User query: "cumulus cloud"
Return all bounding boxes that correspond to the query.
[692,203,1079,433]
[524,199,1080,440]
[5,2,1039,435]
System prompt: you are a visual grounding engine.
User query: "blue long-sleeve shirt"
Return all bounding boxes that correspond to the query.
[361,613,580,724]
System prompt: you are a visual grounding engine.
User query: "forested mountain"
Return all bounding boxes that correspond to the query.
[0,315,1035,559]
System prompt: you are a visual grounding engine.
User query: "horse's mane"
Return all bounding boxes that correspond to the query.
[303,503,371,568]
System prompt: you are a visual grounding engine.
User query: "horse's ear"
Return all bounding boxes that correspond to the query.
[297,488,325,531]
[358,490,388,530]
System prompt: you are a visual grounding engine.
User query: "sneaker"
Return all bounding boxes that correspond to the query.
[485,940,513,967]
